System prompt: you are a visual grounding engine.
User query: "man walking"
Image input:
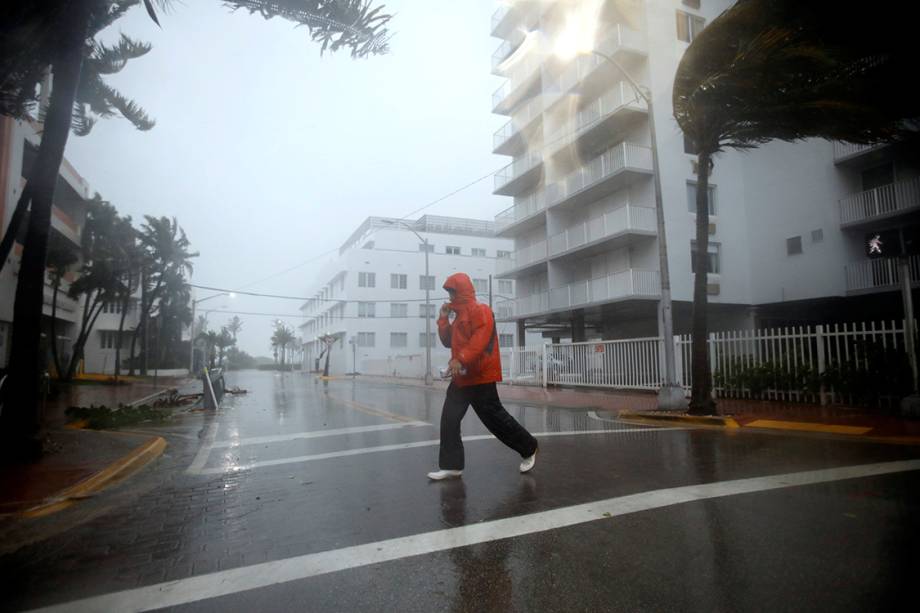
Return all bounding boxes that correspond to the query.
[427,273,538,480]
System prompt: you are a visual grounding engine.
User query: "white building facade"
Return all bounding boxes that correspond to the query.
[300,215,533,378]
[0,116,89,371]
[490,0,919,342]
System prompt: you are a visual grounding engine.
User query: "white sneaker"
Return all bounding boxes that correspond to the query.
[519,449,538,473]
[427,469,463,481]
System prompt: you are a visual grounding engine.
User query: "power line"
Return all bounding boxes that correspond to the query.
[189,283,513,305]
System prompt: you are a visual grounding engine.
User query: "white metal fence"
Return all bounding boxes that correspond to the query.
[501,320,915,405]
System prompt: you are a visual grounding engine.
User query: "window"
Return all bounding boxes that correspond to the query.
[419,275,435,290]
[419,243,434,252]
[419,303,436,318]
[390,303,408,318]
[811,229,824,244]
[786,236,803,255]
[358,272,375,288]
[471,248,486,257]
[357,332,375,347]
[676,10,705,42]
[690,241,721,274]
[390,273,407,289]
[473,278,488,294]
[498,279,513,294]
[358,302,375,318]
[497,305,513,319]
[686,182,716,215]
[100,331,122,349]
[497,250,511,259]
[390,332,407,348]
[499,333,514,348]
[419,332,436,347]
[446,246,461,255]
[683,132,697,155]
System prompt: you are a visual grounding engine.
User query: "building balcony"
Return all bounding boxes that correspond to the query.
[491,50,544,115]
[493,94,545,155]
[548,205,656,260]
[833,141,888,166]
[495,189,547,237]
[495,239,548,278]
[845,255,920,294]
[512,269,659,318]
[51,205,81,246]
[546,142,653,210]
[491,0,546,38]
[545,81,648,161]
[839,177,920,229]
[42,280,80,323]
[544,24,647,109]
[494,152,543,196]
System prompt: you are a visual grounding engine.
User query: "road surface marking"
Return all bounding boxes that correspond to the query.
[194,427,685,475]
[330,396,425,424]
[186,416,220,475]
[210,422,432,448]
[32,458,920,613]
[746,419,873,435]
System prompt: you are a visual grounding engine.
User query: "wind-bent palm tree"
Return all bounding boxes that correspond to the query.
[0,0,392,460]
[271,323,296,368]
[46,242,79,379]
[215,327,235,367]
[128,216,197,375]
[673,0,918,414]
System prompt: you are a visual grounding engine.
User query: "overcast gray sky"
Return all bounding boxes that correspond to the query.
[64,0,507,356]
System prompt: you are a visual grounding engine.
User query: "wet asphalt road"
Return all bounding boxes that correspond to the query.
[3,370,920,612]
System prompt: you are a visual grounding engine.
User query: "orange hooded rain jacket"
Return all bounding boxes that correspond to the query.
[437,273,502,387]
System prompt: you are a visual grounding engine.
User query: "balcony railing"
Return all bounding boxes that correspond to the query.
[491,3,512,34]
[548,205,656,257]
[833,141,885,163]
[846,256,920,292]
[494,152,543,193]
[495,189,547,233]
[496,239,547,275]
[548,269,660,311]
[839,177,920,226]
[492,40,515,71]
[546,142,652,207]
[546,24,647,105]
[513,291,550,317]
[546,81,647,152]
[492,50,544,112]
[493,95,544,152]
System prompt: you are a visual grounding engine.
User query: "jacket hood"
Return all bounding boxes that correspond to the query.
[443,273,477,306]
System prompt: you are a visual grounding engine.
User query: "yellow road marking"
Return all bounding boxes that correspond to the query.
[330,396,422,424]
[746,420,872,436]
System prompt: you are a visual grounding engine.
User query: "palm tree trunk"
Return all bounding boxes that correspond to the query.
[49,279,63,379]
[1,4,90,460]
[114,293,130,380]
[689,150,716,415]
[66,295,104,380]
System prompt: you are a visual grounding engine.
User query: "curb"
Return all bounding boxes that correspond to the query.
[20,436,166,518]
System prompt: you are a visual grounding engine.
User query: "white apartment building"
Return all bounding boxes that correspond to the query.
[0,116,89,371]
[300,215,532,378]
[81,295,142,374]
[490,0,919,342]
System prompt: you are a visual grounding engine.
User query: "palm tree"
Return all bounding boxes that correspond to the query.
[112,217,142,380]
[215,327,235,367]
[46,241,79,379]
[226,316,243,344]
[0,0,392,460]
[61,195,125,380]
[271,323,296,368]
[128,216,197,375]
[673,0,918,414]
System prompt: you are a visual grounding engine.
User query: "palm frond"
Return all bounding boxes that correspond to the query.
[89,33,152,75]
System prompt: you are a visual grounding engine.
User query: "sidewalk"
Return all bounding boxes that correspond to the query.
[0,377,195,519]
[356,375,920,444]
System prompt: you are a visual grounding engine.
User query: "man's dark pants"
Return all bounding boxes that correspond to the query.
[439,382,538,470]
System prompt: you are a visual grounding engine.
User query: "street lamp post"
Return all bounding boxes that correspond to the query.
[555,26,687,410]
[189,291,233,376]
[381,219,433,385]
